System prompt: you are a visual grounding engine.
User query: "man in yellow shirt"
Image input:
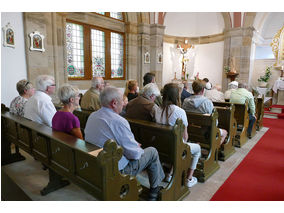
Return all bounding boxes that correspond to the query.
[80,77,104,111]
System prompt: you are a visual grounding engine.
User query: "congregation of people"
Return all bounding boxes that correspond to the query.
[9,72,257,201]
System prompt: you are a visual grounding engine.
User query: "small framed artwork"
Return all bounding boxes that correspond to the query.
[157,52,163,64]
[144,52,150,64]
[2,23,15,48]
[29,31,45,52]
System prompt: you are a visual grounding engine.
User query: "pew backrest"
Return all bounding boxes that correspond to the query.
[1,111,141,200]
[126,118,191,201]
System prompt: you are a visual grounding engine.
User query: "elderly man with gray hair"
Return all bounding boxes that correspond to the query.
[204,84,225,102]
[125,83,160,121]
[80,77,104,111]
[224,81,238,100]
[24,75,57,127]
[85,86,165,201]
[230,82,256,139]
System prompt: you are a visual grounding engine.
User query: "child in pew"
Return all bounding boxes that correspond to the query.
[153,83,201,188]
[52,84,83,139]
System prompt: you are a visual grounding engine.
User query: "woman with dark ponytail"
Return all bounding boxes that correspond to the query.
[153,83,201,188]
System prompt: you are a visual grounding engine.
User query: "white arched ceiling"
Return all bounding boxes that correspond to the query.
[261,13,284,39]
[164,12,225,37]
[254,12,284,39]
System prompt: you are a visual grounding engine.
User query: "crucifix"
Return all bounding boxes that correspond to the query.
[177,40,194,80]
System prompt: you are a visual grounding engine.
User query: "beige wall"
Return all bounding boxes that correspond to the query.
[252,59,280,89]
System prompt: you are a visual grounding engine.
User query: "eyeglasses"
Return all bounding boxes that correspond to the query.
[24,81,30,87]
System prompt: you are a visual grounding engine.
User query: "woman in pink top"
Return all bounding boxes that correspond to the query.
[52,84,83,139]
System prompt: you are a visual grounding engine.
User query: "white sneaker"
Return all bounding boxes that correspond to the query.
[186,177,198,188]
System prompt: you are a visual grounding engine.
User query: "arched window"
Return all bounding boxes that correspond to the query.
[66,13,125,80]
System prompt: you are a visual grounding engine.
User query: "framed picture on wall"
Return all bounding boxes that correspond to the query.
[144,52,150,64]
[157,52,163,64]
[2,23,15,48]
[29,31,45,52]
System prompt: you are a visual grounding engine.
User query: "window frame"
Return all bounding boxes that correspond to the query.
[66,19,126,81]
[93,12,125,22]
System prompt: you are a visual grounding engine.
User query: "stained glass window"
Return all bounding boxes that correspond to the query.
[110,12,123,20]
[66,18,125,80]
[111,32,124,78]
[66,22,84,78]
[91,29,105,77]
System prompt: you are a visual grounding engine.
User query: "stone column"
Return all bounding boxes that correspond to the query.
[223,27,255,90]
[150,24,165,89]
[137,23,150,88]
[125,22,139,83]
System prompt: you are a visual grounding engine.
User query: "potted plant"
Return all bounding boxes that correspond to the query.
[258,66,272,87]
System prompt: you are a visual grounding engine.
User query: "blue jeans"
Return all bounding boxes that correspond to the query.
[120,147,165,188]
[247,114,256,135]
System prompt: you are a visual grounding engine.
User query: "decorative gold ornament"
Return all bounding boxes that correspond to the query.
[270,24,284,66]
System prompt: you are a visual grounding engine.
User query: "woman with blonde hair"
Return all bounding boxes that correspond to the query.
[124,80,138,101]
[10,79,35,117]
[154,83,201,188]
[52,84,83,139]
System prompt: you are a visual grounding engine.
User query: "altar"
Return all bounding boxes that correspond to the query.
[272,79,284,105]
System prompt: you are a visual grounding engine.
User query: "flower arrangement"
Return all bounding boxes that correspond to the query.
[224,66,231,73]
[258,66,272,83]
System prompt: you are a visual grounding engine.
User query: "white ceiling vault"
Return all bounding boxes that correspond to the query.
[163,12,224,37]
[159,12,284,40]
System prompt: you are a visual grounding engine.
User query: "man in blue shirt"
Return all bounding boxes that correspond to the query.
[85,86,165,201]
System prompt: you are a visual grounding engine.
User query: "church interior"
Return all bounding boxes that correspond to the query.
[1,4,284,208]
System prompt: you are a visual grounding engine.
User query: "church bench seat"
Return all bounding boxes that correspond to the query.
[255,96,264,131]
[185,109,221,182]
[213,101,250,147]
[70,108,191,200]
[1,109,142,201]
[214,105,237,161]
[127,118,191,201]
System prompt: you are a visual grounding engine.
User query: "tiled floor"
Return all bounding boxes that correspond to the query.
[2,127,268,201]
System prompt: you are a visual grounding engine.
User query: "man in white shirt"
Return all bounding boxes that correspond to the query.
[24,75,57,127]
[224,81,238,100]
[205,84,225,102]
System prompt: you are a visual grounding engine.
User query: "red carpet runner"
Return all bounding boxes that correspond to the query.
[210,118,284,201]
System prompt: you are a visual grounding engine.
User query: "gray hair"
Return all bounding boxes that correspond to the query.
[35,75,55,91]
[91,77,104,88]
[238,82,247,89]
[16,79,33,95]
[100,86,122,107]
[228,84,238,89]
[57,84,80,105]
[142,83,160,99]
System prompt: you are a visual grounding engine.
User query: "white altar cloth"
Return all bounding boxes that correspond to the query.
[272,79,284,93]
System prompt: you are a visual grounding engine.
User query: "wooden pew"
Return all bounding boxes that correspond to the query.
[214,105,237,161]
[127,118,191,201]
[1,110,141,201]
[71,109,191,200]
[213,101,249,147]
[255,96,264,131]
[186,109,221,182]
[1,104,26,166]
